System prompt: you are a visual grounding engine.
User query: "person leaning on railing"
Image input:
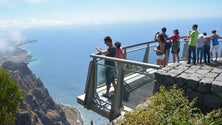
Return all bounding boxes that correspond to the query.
[154,33,166,68]
[196,33,204,64]
[168,29,180,63]
[187,24,199,65]
[210,29,220,62]
[154,27,170,66]
[96,36,116,98]
[203,32,211,64]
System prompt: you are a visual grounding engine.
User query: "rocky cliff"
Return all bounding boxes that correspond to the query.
[1,61,70,125]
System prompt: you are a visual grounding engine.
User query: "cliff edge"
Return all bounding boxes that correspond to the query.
[1,61,70,125]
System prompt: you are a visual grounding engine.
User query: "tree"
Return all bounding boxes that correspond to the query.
[0,68,23,125]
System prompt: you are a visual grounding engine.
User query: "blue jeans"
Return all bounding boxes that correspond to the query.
[187,46,196,65]
[196,46,204,63]
[204,45,210,63]
[105,67,115,85]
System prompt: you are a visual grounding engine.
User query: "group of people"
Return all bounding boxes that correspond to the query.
[154,24,220,67]
[154,27,181,67]
[195,29,220,64]
[96,36,124,98]
[96,25,220,97]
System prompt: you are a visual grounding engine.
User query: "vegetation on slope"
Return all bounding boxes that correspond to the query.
[116,85,222,125]
[0,68,23,125]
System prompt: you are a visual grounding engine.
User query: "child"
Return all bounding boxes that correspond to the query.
[114,41,125,69]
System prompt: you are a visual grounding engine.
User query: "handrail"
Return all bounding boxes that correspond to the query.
[126,46,148,53]
[122,36,187,50]
[122,36,222,50]
[90,53,160,69]
[123,40,156,50]
[80,36,222,122]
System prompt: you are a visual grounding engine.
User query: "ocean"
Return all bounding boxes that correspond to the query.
[22,18,222,125]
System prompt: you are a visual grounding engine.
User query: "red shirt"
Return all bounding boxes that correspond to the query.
[169,34,180,44]
[116,48,124,59]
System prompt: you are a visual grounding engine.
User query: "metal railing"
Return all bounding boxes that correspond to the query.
[83,53,160,121]
[79,36,222,121]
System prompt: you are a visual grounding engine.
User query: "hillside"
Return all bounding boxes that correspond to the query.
[1,61,71,125]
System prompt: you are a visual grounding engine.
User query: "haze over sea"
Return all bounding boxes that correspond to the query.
[1,1,222,124]
[20,18,222,124]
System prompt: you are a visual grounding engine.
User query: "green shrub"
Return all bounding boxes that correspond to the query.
[116,85,222,125]
[0,68,23,125]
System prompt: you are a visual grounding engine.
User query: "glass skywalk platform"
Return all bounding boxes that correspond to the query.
[77,37,222,121]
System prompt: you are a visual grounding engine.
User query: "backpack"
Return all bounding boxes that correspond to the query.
[172,38,180,53]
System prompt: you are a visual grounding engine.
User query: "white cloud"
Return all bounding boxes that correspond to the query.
[0,17,108,30]
[0,17,74,54]
[0,20,21,28]
[0,20,25,53]
[0,28,23,53]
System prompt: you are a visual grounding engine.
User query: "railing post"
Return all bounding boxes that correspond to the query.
[220,48,222,58]
[124,48,127,59]
[143,43,150,63]
[142,43,150,71]
[84,58,97,109]
[182,42,189,60]
[110,66,124,121]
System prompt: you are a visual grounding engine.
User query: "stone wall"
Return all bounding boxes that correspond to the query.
[154,63,222,113]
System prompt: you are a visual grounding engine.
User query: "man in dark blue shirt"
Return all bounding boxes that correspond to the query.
[96,36,116,98]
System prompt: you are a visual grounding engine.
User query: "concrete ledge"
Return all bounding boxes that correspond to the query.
[154,62,222,112]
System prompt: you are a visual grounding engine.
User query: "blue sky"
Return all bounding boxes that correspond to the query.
[0,0,222,28]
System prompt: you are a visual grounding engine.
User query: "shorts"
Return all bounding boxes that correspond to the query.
[105,67,115,85]
[156,54,165,60]
[211,45,219,53]
[171,48,180,54]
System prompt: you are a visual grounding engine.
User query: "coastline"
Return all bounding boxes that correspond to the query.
[0,40,84,125]
[0,40,36,64]
[58,104,83,125]
[23,41,84,125]
[22,41,84,124]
